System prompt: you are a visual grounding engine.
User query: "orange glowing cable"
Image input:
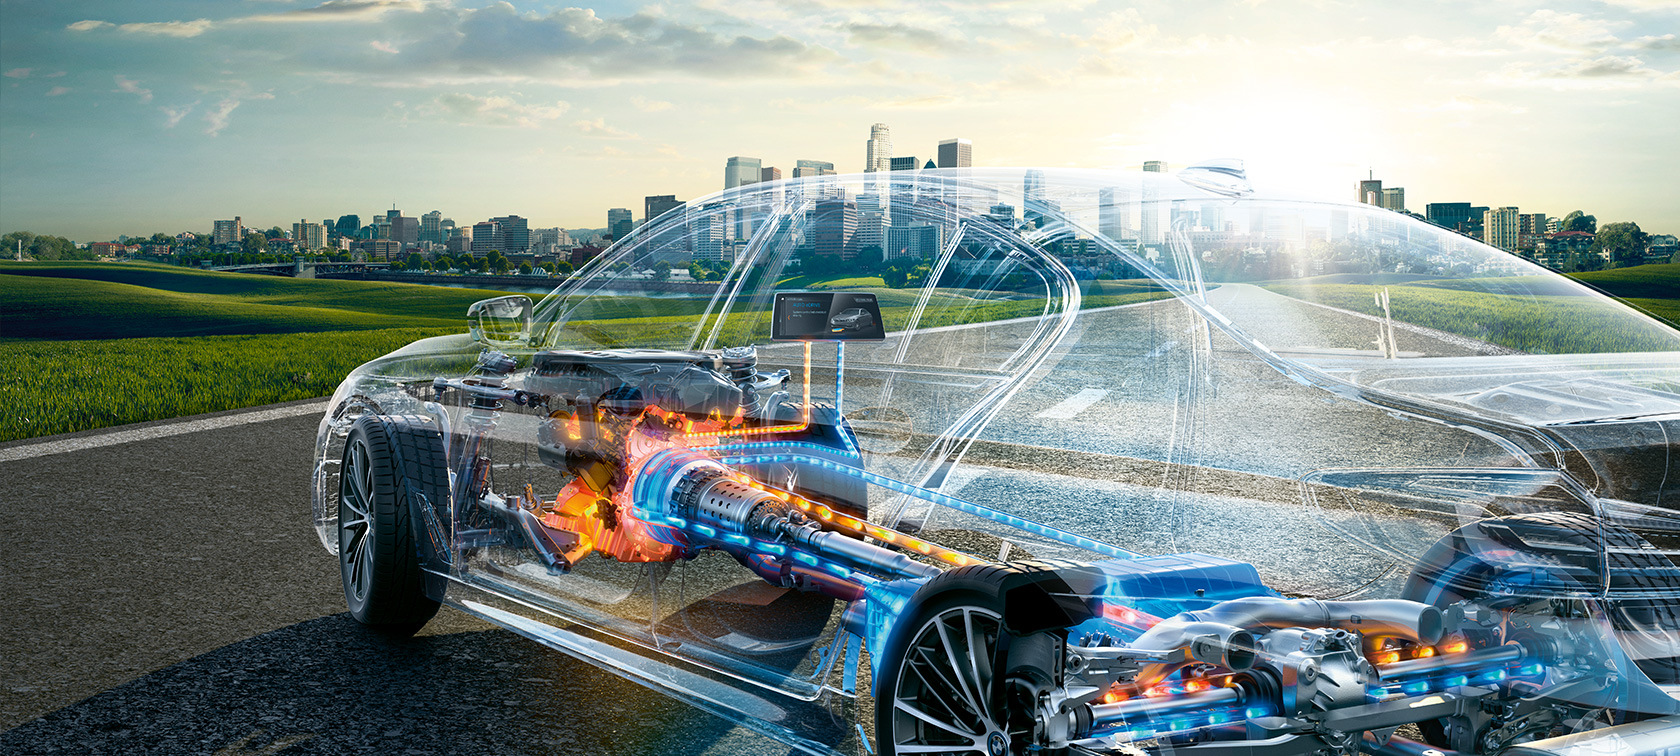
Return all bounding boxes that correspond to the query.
[1184,680,1210,693]
[683,342,813,441]
[753,478,984,569]
[1413,647,1436,659]
[1440,640,1468,655]
[1372,650,1400,666]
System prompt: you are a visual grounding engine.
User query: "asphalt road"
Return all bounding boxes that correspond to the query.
[0,401,797,756]
[1,286,1502,755]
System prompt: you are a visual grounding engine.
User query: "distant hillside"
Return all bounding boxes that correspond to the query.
[1568,263,1680,300]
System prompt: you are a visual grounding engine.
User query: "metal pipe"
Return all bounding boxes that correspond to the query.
[1088,687,1242,728]
[1181,597,1444,645]
[1126,621,1258,688]
[1377,643,1523,681]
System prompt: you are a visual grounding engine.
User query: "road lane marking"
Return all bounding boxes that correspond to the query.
[0,401,329,463]
[1035,388,1110,420]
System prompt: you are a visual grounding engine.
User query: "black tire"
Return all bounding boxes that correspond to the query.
[1401,512,1680,746]
[338,414,444,634]
[875,564,1069,756]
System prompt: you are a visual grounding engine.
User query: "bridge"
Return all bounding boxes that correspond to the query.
[206,260,391,278]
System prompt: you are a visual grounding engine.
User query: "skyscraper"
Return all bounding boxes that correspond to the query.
[492,215,529,253]
[760,167,782,183]
[646,195,684,224]
[1358,175,1383,205]
[1484,207,1521,252]
[608,208,633,240]
[810,198,857,259]
[1380,187,1406,213]
[865,123,892,174]
[471,220,500,255]
[212,217,243,246]
[1141,161,1167,247]
[334,215,360,239]
[1022,170,1047,229]
[421,211,443,244]
[292,220,326,250]
[937,138,972,169]
[793,160,835,178]
[889,156,920,171]
[1098,187,1131,241]
[724,156,762,190]
[390,215,419,246]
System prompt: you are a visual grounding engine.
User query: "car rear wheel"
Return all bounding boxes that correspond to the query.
[339,414,444,634]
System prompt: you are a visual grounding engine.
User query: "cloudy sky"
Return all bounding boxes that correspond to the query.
[1,0,1676,240]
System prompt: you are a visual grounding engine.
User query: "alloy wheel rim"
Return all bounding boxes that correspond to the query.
[890,605,1007,755]
[338,437,375,603]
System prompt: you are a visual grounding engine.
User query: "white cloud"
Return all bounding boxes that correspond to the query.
[204,99,242,135]
[113,76,153,103]
[1629,33,1680,51]
[244,0,427,24]
[1069,9,1157,51]
[431,92,570,127]
[370,40,400,53]
[3,68,32,79]
[45,86,71,97]
[161,102,199,127]
[1592,0,1680,10]
[1495,10,1626,53]
[120,19,214,37]
[630,96,673,112]
[66,20,115,32]
[574,117,637,138]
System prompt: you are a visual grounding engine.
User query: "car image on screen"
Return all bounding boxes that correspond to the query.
[829,307,873,333]
[310,165,1680,756]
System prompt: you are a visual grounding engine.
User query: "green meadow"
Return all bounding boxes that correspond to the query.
[0,262,1172,441]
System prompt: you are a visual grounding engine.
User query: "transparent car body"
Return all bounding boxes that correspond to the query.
[312,167,1680,755]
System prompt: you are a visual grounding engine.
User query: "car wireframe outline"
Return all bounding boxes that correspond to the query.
[312,165,1680,756]
[830,307,874,333]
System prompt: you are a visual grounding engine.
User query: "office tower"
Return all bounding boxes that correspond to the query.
[760,167,782,182]
[1098,187,1131,240]
[646,195,685,224]
[889,156,920,172]
[793,160,836,178]
[1023,170,1048,229]
[491,215,529,252]
[885,224,941,261]
[1519,212,1549,251]
[420,211,443,244]
[608,208,633,240]
[692,203,726,262]
[1143,161,1168,173]
[1358,175,1382,205]
[1141,162,1168,246]
[292,220,326,250]
[446,226,470,254]
[335,215,360,239]
[937,138,972,169]
[212,217,243,245]
[1426,203,1474,232]
[1484,207,1521,252]
[390,215,419,246]
[1200,203,1226,233]
[810,198,857,259]
[440,219,455,243]
[855,193,885,255]
[471,221,499,255]
[724,156,762,190]
[865,123,892,174]
[1380,187,1406,213]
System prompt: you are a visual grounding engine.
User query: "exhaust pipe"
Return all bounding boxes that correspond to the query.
[1500,714,1680,756]
[1128,620,1258,687]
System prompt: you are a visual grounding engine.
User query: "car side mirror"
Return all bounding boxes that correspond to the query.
[467,295,533,346]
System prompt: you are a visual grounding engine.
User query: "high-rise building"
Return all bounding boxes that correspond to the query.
[440,219,456,243]
[446,226,471,255]
[212,217,243,246]
[292,219,326,250]
[1358,176,1383,206]
[886,224,940,261]
[937,138,972,169]
[1484,207,1521,252]
[761,167,782,183]
[725,156,762,190]
[1426,203,1475,233]
[334,215,360,239]
[810,198,857,259]
[865,123,892,174]
[692,203,727,262]
[889,156,920,172]
[471,221,499,255]
[492,215,529,253]
[390,216,419,246]
[1141,162,1168,247]
[793,160,835,178]
[645,195,684,224]
[420,211,443,244]
[855,193,885,256]
[1380,187,1406,213]
[1098,187,1130,241]
[1023,170,1048,229]
[1518,212,1549,251]
[608,208,633,241]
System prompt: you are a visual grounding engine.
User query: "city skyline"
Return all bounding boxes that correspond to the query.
[2,0,1677,240]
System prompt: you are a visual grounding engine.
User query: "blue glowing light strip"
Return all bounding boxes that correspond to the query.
[716,452,1138,560]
